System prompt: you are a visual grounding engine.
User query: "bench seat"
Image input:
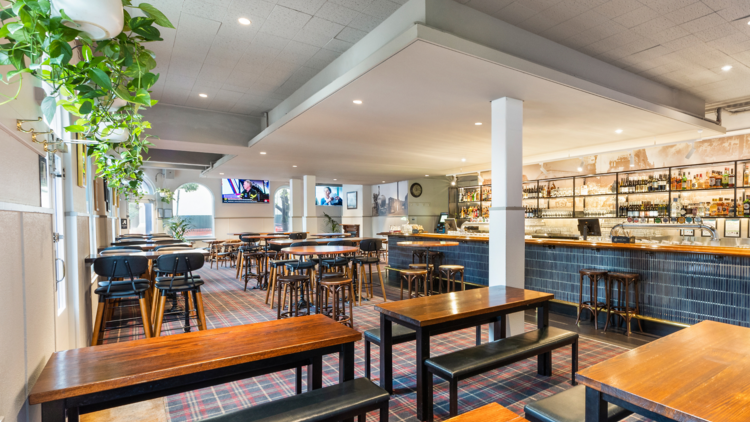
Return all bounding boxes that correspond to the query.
[203,378,390,422]
[364,325,417,380]
[524,385,632,422]
[426,327,578,418]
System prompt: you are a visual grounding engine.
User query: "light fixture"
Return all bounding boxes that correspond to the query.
[451,175,457,186]
[539,163,548,175]
[260,152,267,155]
[461,158,466,162]
[220,172,224,175]
[382,181,386,183]
[199,93,208,98]
[722,65,733,71]
[293,165,297,167]
[685,142,696,159]
[577,159,584,172]
[425,175,429,177]
[615,129,623,134]
[353,100,362,104]
[238,17,251,25]
[629,150,635,167]
[333,179,337,181]
[475,122,482,126]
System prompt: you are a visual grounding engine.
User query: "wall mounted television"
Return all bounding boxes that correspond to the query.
[316,185,343,206]
[221,179,270,203]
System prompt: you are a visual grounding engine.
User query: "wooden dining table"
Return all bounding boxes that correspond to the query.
[85,249,209,264]
[269,237,367,247]
[577,320,750,422]
[313,233,352,238]
[375,286,554,421]
[29,314,361,422]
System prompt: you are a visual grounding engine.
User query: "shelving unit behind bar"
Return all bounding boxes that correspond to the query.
[517,160,750,219]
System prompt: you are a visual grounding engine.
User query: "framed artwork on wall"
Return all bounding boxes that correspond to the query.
[164,209,173,218]
[347,191,357,209]
[158,208,164,218]
[725,219,740,238]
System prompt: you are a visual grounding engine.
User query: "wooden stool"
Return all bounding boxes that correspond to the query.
[277,275,311,319]
[318,276,354,328]
[439,265,465,293]
[606,272,643,336]
[577,269,608,329]
[400,269,428,299]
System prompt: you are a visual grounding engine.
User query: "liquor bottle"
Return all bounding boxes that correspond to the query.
[744,195,750,217]
[691,173,698,190]
[745,167,749,187]
[709,199,718,217]
[729,168,735,188]
[581,183,589,196]
[722,168,729,188]
[681,172,687,190]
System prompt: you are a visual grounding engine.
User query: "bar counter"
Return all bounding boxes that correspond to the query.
[383,232,750,327]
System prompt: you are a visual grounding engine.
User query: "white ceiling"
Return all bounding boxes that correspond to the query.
[188,41,721,185]
[142,0,750,118]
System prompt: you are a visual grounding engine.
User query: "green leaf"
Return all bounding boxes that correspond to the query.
[88,68,112,90]
[132,88,151,106]
[131,25,161,41]
[41,96,57,124]
[37,0,51,14]
[9,49,25,70]
[58,8,78,26]
[7,68,30,79]
[0,50,10,66]
[6,23,23,34]
[81,45,93,61]
[121,0,132,6]
[79,100,92,115]
[0,7,17,20]
[12,1,26,15]
[138,3,174,29]
[64,124,86,133]
[129,17,154,30]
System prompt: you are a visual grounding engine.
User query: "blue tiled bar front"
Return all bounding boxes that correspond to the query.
[385,234,750,327]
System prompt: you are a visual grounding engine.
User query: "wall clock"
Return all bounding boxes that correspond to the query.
[410,182,423,198]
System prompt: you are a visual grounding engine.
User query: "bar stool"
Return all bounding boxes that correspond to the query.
[577,269,608,329]
[353,239,387,305]
[276,274,312,319]
[408,263,434,294]
[400,269,428,299]
[605,272,643,336]
[285,241,319,308]
[236,234,261,279]
[92,256,152,345]
[242,251,266,291]
[152,253,208,337]
[265,243,296,307]
[439,265,465,293]
[318,276,354,328]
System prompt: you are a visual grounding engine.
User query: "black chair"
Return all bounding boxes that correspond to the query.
[265,243,297,307]
[284,241,318,309]
[353,239,387,305]
[91,256,152,345]
[319,240,355,277]
[152,253,208,337]
[289,232,307,240]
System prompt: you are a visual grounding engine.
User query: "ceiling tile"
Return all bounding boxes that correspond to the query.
[707,32,750,55]
[266,5,313,27]
[347,12,383,31]
[613,6,661,28]
[316,1,360,25]
[496,2,539,25]
[323,38,354,52]
[663,1,713,24]
[361,0,401,19]
[278,0,327,15]
[649,24,690,42]
[228,0,277,19]
[259,19,303,38]
[167,57,204,78]
[679,12,727,33]
[253,32,293,50]
[638,0,699,14]
[182,0,228,21]
[292,29,336,47]
[693,22,740,42]
[274,79,305,97]
[304,16,346,37]
[715,3,750,21]
[305,48,341,68]
[593,0,644,19]
[177,12,222,36]
[336,26,368,43]
[328,0,374,12]
[461,0,511,15]
[515,12,564,33]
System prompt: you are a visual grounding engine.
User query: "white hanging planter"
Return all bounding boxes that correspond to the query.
[97,121,129,143]
[51,0,124,40]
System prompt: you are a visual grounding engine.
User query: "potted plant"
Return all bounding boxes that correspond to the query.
[323,212,340,233]
[0,0,173,199]
[165,216,193,242]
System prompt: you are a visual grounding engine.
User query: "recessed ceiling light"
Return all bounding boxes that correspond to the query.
[353,100,363,104]
[615,129,623,134]
[461,158,466,162]
[382,181,385,183]
[199,93,208,98]
[260,152,267,155]
[475,122,482,126]
[425,174,429,177]
[238,17,251,25]
[293,165,297,167]
[722,65,733,71]
[220,173,224,175]
[333,179,337,181]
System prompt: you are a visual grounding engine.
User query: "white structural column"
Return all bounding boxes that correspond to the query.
[489,97,525,339]
[290,178,303,231]
[302,175,317,232]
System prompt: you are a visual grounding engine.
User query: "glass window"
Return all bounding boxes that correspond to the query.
[172,183,214,237]
[274,186,290,232]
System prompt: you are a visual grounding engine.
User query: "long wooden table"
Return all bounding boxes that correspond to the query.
[577,320,750,422]
[85,249,209,264]
[375,286,554,421]
[269,237,367,246]
[29,314,360,422]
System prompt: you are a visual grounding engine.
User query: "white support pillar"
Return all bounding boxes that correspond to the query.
[302,175,317,233]
[489,97,525,339]
[290,178,303,231]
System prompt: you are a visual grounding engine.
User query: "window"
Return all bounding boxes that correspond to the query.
[172,183,214,237]
[274,186,290,232]
[128,177,155,234]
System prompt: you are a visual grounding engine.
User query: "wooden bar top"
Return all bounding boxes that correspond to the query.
[29,314,360,405]
[577,320,750,421]
[375,286,553,327]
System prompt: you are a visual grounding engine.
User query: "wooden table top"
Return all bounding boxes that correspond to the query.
[375,286,553,327]
[576,320,750,421]
[269,237,366,246]
[396,240,460,248]
[28,314,360,405]
[281,246,359,256]
[313,233,352,237]
[445,403,528,421]
[86,249,209,263]
[227,232,298,236]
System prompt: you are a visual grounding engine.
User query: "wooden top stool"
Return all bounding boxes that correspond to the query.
[606,272,642,336]
[577,269,608,330]
[318,276,354,328]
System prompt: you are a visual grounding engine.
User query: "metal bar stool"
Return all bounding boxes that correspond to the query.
[276,274,312,319]
[438,265,465,293]
[576,269,608,329]
[605,272,643,336]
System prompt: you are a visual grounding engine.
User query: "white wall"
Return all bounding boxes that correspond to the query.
[368,178,450,236]
[341,184,371,236]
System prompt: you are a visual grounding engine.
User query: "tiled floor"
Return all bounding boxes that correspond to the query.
[102,265,653,421]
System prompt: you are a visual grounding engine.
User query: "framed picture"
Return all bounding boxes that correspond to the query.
[725,218,741,238]
[120,218,128,229]
[164,209,173,218]
[76,144,86,187]
[39,155,49,208]
[701,218,717,237]
[680,229,695,236]
[158,208,165,218]
[346,191,357,209]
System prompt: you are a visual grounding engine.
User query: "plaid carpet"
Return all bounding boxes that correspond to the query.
[103,265,648,421]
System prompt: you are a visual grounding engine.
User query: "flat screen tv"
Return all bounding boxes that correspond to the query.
[316,185,343,206]
[221,179,270,203]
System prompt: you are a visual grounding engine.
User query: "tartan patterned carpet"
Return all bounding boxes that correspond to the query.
[102,265,648,421]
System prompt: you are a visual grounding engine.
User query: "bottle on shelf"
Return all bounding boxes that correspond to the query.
[744,195,750,217]
[745,167,749,187]
[729,168,735,188]
[722,168,729,188]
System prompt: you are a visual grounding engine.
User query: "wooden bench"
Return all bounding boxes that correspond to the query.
[425,327,578,418]
[202,378,390,422]
[446,403,529,421]
[524,385,631,422]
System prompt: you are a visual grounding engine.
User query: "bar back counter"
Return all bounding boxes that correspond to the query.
[384,233,750,329]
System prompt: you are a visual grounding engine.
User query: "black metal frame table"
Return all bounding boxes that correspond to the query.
[29,315,359,422]
[375,286,554,422]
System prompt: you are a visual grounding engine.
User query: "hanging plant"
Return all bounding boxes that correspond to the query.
[157,187,173,204]
[0,0,173,199]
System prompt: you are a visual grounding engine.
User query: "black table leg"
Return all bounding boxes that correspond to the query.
[476,325,482,345]
[585,387,608,422]
[538,301,552,376]
[309,355,323,390]
[295,366,303,395]
[425,248,431,296]
[416,327,431,422]
[379,314,393,394]
[42,400,65,422]
[67,406,80,422]
[339,342,355,383]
